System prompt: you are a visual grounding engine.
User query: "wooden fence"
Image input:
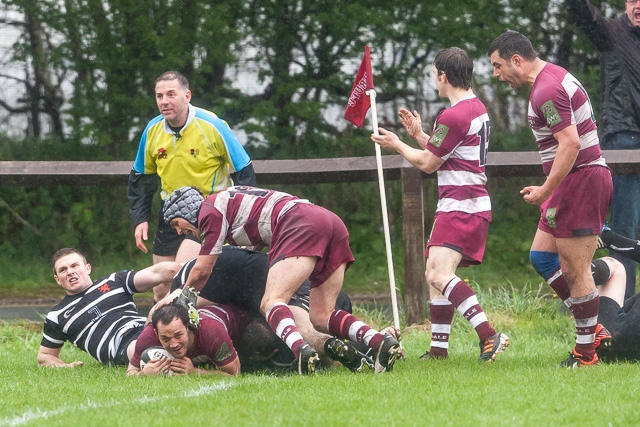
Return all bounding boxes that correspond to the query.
[3,149,640,324]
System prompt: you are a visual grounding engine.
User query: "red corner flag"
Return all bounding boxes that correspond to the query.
[344,46,374,128]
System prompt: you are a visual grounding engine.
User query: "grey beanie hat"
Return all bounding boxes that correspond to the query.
[163,186,204,226]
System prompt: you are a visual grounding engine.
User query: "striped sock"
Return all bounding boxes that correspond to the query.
[328,309,384,350]
[568,291,599,360]
[443,277,495,340]
[265,302,305,358]
[428,299,454,357]
[546,267,571,305]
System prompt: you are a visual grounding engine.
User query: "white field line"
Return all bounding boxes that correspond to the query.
[0,376,274,427]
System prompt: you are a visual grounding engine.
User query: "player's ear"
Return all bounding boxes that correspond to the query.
[86,263,92,275]
[511,54,521,67]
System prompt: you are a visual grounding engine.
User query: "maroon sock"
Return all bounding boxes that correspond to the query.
[266,303,305,358]
[443,277,495,340]
[428,300,454,356]
[546,267,571,303]
[328,309,383,349]
[568,292,600,360]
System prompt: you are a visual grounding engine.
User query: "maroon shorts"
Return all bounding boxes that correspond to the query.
[425,211,489,267]
[269,203,355,288]
[538,165,612,238]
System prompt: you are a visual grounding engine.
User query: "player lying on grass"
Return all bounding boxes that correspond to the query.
[38,247,376,373]
[598,226,640,266]
[129,294,399,376]
[127,300,247,376]
[169,246,380,372]
[37,248,181,367]
[591,256,640,363]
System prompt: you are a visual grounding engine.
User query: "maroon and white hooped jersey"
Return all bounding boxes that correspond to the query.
[528,63,606,175]
[427,96,491,221]
[130,304,248,369]
[197,186,310,256]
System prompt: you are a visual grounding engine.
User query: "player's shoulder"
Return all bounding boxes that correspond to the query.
[536,63,570,88]
[137,323,160,344]
[531,66,569,104]
[436,102,477,134]
[91,270,137,295]
[199,304,236,324]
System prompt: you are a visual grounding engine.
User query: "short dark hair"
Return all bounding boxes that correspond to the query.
[51,248,87,274]
[154,71,189,90]
[152,303,189,331]
[487,30,539,61]
[433,47,474,90]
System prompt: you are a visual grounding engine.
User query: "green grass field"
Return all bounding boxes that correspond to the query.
[2,286,639,427]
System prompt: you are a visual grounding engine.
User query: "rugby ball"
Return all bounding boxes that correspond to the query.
[139,346,174,370]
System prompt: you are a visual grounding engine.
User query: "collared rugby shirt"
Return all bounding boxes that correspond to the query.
[40,271,145,364]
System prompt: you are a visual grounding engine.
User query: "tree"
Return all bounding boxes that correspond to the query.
[0,0,67,139]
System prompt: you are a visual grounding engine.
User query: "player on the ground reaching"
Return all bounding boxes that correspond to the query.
[37,248,180,367]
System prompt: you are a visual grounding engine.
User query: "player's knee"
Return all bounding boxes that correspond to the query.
[260,297,277,316]
[529,251,560,280]
[424,270,446,292]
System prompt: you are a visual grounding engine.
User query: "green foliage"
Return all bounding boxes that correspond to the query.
[0,0,619,300]
[4,0,602,158]
[473,280,562,319]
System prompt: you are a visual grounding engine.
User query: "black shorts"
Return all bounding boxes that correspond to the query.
[152,202,199,257]
[111,327,143,366]
[171,246,353,316]
[289,280,353,313]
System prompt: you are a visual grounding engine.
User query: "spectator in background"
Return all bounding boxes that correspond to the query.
[128,70,256,303]
[566,0,640,299]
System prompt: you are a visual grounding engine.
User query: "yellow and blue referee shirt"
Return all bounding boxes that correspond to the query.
[133,104,251,199]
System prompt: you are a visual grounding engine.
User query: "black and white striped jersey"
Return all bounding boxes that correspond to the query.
[40,271,146,364]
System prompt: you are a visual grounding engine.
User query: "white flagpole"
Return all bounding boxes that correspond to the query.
[366,89,401,331]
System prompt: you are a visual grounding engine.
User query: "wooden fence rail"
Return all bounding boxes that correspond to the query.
[3,149,640,324]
